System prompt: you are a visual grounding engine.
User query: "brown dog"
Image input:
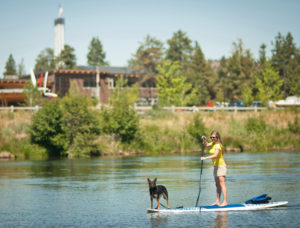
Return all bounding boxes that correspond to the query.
[147,178,170,210]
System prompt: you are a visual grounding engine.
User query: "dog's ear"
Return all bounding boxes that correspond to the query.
[154,178,157,183]
[147,178,151,183]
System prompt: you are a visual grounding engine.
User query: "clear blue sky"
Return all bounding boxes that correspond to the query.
[0,0,299,77]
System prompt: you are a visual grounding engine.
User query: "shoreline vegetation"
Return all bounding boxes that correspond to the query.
[0,107,299,160]
[2,31,300,160]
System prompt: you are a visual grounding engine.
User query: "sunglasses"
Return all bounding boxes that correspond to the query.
[210,136,217,139]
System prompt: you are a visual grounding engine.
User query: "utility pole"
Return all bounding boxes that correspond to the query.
[96,66,101,108]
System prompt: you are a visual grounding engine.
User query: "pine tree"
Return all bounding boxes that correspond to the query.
[17,58,26,77]
[129,35,164,86]
[259,43,267,66]
[58,44,77,69]
[185,41,216,105]
[4,54,17,76]
[166,30,193,65]
[271,32,300,96]
[87,37,108,66]
[217,39,256,102]
[34,48,56,72]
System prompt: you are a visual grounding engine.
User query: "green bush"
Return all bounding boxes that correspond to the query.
[187,114,207,143]
[223,136,244,151]
[288,117,300,134]
[246,117,267,135]
[228,117,247,136]
[102,106,139,143]
[0,138,47,160]
[102,78,140,144]
[61,92,101,157]
[30,99,66,156]
[30,82,101,158]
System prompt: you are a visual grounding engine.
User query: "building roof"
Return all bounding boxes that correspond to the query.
[77,65,137,76]
[0,80,28,89]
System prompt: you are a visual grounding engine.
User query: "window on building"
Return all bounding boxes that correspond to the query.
[84,78,96,87]
[108,78,114,89]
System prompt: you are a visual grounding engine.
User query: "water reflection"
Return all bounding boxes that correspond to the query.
[149,213,170,227]
[214,212,228,228]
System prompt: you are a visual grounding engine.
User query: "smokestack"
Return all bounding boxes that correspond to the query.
[54,5,65,57]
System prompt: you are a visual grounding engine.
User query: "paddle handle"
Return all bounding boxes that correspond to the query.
[195,137,206,207]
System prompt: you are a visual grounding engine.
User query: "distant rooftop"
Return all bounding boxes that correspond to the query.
[77,65,136,75]
[4,75,19,80]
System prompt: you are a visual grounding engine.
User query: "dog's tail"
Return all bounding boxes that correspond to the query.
[163,187,168,199]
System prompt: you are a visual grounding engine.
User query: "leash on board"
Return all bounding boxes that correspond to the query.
[160,203,183,209]
[159,203,168,209]
[195,137,205,207]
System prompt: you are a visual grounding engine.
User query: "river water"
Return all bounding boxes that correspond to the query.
[0,152,299,227]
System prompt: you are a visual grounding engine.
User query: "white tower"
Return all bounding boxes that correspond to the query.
[54,6,65,57]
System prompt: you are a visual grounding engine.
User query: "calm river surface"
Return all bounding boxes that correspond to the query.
[0,152,299,227]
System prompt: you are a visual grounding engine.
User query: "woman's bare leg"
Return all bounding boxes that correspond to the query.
[211,176,221,206]
[219,176,227,206]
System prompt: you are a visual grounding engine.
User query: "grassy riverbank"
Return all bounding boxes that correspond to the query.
[0,108,299,159]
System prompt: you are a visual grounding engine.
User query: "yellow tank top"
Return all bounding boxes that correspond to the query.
[208,143,226,166]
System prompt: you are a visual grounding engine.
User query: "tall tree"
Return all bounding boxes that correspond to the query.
[185,41,216,105]
[271,32,300,96]
[34,48,56,72]
[258,43,267,66]
[17,58,26,77]
[156,60,192,106]
[58,44,77,69]
[217,39,256,102]
[166,30,193,65]
[241,84,254,107]
[289,51,300,96]
[87,37,108,66]
[255,61,283,105]
[254,43,269,98]
[4,54,17,76]
[129,35,164,86]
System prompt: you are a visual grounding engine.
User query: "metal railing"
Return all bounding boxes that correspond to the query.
[134,106,267,113]
[0,106,40,112]
[0,105,267,113]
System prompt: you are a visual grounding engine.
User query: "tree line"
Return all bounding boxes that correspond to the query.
[3,31,300,105]
[129,31,300,105]
[3,36,108,77]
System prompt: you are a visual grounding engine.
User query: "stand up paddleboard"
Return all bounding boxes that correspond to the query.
[147,194,288,213]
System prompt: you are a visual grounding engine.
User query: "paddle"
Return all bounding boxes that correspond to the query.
[195,137,205,207]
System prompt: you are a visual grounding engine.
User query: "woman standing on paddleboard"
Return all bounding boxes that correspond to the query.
[201,131,228,207]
